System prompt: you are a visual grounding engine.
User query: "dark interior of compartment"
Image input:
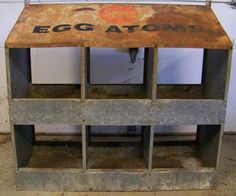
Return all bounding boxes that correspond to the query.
[20,125,217,170]
[25,134,82,169]
[152,135,205,169]
[26,84,81,98]
[26,142,82,168]
[156,85,203,99]
[87,126,146,169]
[87,84,147,99]
[87,145,146,169]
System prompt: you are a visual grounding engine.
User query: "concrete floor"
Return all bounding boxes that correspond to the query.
[0,134,235,196]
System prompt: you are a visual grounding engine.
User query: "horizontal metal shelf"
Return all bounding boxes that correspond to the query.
[10,99,226,125]
[16,168,216,191]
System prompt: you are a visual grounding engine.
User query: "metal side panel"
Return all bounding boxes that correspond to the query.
[8,48,31,98]
[14,125,35,168]
[16,168,216,191]
[202,49,230,100]
[196,125,222,167]
[10,99,226,125]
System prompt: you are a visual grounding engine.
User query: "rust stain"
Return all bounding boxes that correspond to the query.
[5,4,233,49]
[99,5,139,24]
[73,7,96,12]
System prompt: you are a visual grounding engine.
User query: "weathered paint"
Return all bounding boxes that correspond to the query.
[6,4,232,48]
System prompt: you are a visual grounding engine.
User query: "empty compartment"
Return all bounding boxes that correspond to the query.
[8,48,81,99]
[84,48,156,99]
[14,125,82,169]
[152,125,221,169]
[157,48,203,99]
[86,126,152,169]
[156,48,230,100]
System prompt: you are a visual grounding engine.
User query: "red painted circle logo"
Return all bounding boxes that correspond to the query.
[99,5,138,24]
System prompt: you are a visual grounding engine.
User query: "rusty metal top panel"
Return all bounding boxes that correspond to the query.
[6,4,232,49]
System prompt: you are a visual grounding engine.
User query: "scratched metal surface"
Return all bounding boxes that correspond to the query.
[6,4,232,48]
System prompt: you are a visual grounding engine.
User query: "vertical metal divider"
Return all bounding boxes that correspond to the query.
[82,125,87,170]
[144,48,158,100]
[142,126,155,170]
[142,48,158,170]
[86,47,92,147]
[153,48,158,100]
[223,49,233,102]
[150,48,158,170]
[80,47,86,101]
[81,47,90,170]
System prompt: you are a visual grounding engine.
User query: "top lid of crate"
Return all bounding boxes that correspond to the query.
[6,4,232,49]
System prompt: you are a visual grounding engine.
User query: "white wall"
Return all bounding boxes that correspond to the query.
[0,1,235,133]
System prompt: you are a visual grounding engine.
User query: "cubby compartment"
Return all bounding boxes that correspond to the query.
[90,48,144,84]
[87,84,146,99]
[14,125,82,169]
[8,48,81,99]
[85,126,152,169]
[158,48,204,85]
[83,48,156,99]
[156,84,203,99]
[156,48,229,100]
[152,125,221,169]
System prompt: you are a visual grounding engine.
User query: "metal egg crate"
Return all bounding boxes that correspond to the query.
[5,2,232,191]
